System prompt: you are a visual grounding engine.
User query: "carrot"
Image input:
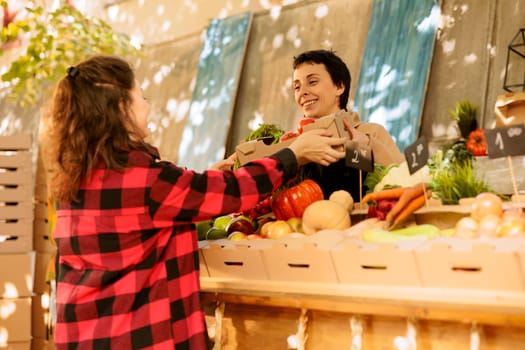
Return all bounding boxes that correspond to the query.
[388,190,431,230]
[361,187,405,204]
[385,183,428,225]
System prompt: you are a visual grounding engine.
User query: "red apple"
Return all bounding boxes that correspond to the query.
[226,215,254,235]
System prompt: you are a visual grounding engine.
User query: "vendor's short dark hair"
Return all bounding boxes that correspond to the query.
[293,49,351,110]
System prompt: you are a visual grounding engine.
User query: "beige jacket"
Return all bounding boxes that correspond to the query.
[337,110,404,166]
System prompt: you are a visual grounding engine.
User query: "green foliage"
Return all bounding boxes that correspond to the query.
[0,2,141,107]
[449,100,478,122]
[449,100,479,139]
[428,141,493,204]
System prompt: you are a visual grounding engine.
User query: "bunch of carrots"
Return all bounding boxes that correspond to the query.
[362,183,431,230]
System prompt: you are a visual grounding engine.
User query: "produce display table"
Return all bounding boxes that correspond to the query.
[201,278,525,349]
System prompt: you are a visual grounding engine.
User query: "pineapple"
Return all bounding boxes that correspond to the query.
[450,100,478,139]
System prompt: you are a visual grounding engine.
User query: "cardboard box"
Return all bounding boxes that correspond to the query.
[0,342,31,350]
[0,297,32,342]
[32,294,52,339]
[0,170,32,187]
[262,231,344,283]
[0,152,31,169]
[0,236,33,254]
[302,114,347,152]
[0,253,35,298]
[34,253,53,295]
[495,91,525,127]
[235,115,348,166]
[33,232,55,254]
[415,237,525,291]
[0,218,33,255]
[236,138,294,166]
[413,202,470,229]
[331,239,424,287]
[198,241,210,278]
[0,135,32,151]
[200,239,273,280]
[0,203,34,220]
[0,186,32,203]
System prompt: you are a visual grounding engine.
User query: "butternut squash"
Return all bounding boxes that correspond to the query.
[328,190,354,213]
[302,200,351,235]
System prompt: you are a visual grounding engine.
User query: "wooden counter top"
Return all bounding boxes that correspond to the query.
[201,277,525,328]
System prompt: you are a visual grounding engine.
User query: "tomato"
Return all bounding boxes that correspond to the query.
[271,179,324,220]
[280,131,299,142]
[466,129,487,156]
[297,118,315,134]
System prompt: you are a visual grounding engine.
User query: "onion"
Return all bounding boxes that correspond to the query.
[471,192,503,221]
[454,217,479,238]
[477,214,501,238]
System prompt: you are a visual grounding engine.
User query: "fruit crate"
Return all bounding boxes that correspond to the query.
[200,238,274,280]
[331,238,424,287]
[262,231,344,283]
[415,237,525,291]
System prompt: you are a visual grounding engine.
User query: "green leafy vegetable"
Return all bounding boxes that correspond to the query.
[244,123,285,144]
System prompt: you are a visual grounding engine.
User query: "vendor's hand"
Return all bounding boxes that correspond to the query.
[209,153,237,171]
[342,118,370,145]
[288,129,346,166]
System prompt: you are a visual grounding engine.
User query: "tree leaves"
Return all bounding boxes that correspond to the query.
[0,2,141,107]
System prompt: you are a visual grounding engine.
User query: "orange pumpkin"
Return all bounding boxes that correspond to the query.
[271,179,323,220]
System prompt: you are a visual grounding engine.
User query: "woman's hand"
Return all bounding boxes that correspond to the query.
[288,128,346,166]
[342,118,370,145]
[209,153,237,171]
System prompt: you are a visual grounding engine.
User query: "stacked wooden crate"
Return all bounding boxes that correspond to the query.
[0,135,54,349]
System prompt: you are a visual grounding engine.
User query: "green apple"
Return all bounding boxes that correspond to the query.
[196,220,213,241]
[213,214,234,231]
[206,227,228,240]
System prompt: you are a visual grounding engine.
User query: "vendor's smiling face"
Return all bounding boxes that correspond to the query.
[293,62,344,118]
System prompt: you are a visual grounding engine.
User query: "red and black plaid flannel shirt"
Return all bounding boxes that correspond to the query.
[53,144,297,349]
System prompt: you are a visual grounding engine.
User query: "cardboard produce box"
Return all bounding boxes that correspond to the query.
[200,238,274,280]
[235,115,348,166]
[415,237,525,291]
[32,293,52,340]
[262,231,344,283]
[0,253,35,298]
[495,91,525,127]
[236,138,294,166]
[331,238,424,287]
[0,297,32,342]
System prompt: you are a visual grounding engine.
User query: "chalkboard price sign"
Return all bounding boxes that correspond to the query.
[484,125,525,159]
[404,136,429,174]
[345,140,374,172]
